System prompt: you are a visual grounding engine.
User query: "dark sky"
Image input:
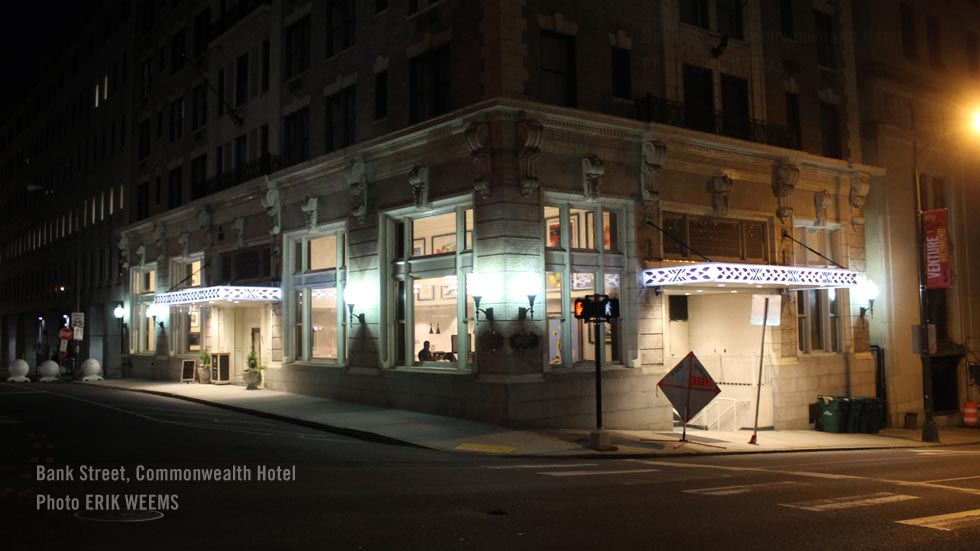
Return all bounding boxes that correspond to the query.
[1,1,101,122]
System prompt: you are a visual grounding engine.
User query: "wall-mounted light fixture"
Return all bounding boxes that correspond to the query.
[113,303,125,319]
[854,275,880,319]
[468,273,495,322]
[343,282,368,324]
[513,272,540,321]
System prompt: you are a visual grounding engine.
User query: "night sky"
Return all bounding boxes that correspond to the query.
[1,1,100,122]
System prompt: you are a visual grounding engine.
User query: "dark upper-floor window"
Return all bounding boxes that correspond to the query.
[376,0,387,12]
[409,45,451,123]
[168,166,183,210]
[540,32,575,107]
[138,119,151,159]
[716,0,743,39]
[191,155,207,200]
[327,0,355,57]
[193,8,210,58]
[137,182,149,220]
[283,108,310,167]
[814,11,836,68]
[171,28,186,73]
[780,0,794,39]
[720,74,749,140]
[786,92,801,148]
[261,39,270,91]
[192,83,208,130]
[235,53,249,106]
[683,64,714,133]
[408,0,438,14]
[327,86,356,152]
[926,14,943,67]
[900,4,917,59]
[681,0,709,29]
[819,101,842,159]
[169,98,185,143]
[235,134,248,170]
[284,16,310,79]
[611,47,631,100]
[375,71,388,120]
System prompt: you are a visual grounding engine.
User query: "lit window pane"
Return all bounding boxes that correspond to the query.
[464,209,473,250]
[546,271,562,364]
[602,210,619,252]
[294,290,304,359]
[571,272,595,363]
[570,208,595,249]
[311,287,337,359]
[413,275,457,364]
[308,235,337,271]
[413,212,457,256]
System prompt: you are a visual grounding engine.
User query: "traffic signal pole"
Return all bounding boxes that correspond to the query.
[593,318,603,430]
[585,293,617,451]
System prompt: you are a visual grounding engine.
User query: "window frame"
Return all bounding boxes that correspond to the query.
[284,224,347,364]
[130,264,158,355]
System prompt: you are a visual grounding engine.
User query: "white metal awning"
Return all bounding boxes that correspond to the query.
[153,286,282,306]
[642,262,858,292]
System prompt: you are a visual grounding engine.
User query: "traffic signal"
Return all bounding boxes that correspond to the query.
[573,297,594,320]
[573,296,620,321]
[602,298,620,319]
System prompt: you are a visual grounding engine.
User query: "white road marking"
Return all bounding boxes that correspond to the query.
[628,460,762,472]
[539,468,660,477]
[772,470,863,480]
[684,481,806,496]
[921,474,980,484]
[897,508,980,531]
[780,492,919,511]
[910,449,980,456]
[487,463,598,470]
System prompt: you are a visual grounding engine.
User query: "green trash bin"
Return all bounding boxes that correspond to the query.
[845,398,864,433]
[817,395,848,433]
[863,398,884,434]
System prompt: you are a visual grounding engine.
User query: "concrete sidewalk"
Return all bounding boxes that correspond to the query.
[86,379,980,457]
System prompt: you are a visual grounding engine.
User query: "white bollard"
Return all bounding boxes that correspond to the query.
[38,360,60,382]
[6,359,30,382]
[80,358,103,382]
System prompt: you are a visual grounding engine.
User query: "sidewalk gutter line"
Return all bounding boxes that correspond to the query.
[83,383,428,450]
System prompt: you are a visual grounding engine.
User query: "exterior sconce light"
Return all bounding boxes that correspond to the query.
[854,276,880,319]
[472,295,494,322]
[513,272,540,321]
[157,321,165,330]
[468,273,494,322]
[343,282,368,324]
[113,303,125,319]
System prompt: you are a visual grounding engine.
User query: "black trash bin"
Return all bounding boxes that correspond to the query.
[845,397,865,433]
[817,395,848,433]
[864,398,884,434]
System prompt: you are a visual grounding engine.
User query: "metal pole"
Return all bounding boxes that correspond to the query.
[594,317,603,430]
[749,297,769,445]
[913,142,940,442]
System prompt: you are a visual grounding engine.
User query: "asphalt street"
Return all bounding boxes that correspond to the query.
[4,382,980,550]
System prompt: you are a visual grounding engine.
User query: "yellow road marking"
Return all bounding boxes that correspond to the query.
[455,443,517,454]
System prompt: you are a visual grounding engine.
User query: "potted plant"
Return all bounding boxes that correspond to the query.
[243,348,261,390]
[197,349,212,384]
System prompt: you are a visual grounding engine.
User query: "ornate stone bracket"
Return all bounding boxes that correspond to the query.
[640,140,666,205]
[709,175,734,216]
[233,217,246,249]
[814,191,830,226]
[177,232,190,259]
[301,196,319,231]
[516,118,543,197]
[117,235,129,272]
[582,154,605,202]
[153,224,166,264]
[197,207,213,251]
[136,244,146,268]
[346,160,367,223]
[465,121,492,197]
[408,164,430,211]
[849,172,871,229]
[772,162,799,223]
[262,184,282,236]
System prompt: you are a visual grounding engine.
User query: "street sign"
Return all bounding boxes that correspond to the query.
[71,312,85,328]
[750,294,782,326]
[657,352,721,422]
[73,327,84,341]
[58,327,73,341]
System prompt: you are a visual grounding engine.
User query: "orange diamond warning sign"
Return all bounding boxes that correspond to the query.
[658,352,721,422]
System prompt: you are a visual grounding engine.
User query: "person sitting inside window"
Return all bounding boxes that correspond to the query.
[418,340,435,362]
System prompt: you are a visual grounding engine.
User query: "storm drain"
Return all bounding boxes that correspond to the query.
[75,510,164,522]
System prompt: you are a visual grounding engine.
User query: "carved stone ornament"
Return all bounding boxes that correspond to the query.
[153,224,166,263]
[233,217,246,249]
[813,191,830,226]
[772,163,800,198]
[117,235,129,271]
[346,160,367,223]
[709,175,734,216]
[301,196,319,230]
[136,244,146,267]
[262,185,282,236]
[849,172,871,228]
[408,164,430,211]
[582,154,605,202]
[516,118,543,197]
[640,140,667,204]
[464,121,492,197]
[177,232,190,259]
[197,207,213,250]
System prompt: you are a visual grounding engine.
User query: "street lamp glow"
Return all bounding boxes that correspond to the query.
[972,111,980,134]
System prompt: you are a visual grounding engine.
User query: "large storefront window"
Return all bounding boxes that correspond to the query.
[543,201,627,367]
[390,204,473,369]
[287,229,345,362]
[170,258,204,353]
[131,266,157,353]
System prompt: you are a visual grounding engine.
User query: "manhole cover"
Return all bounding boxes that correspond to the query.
[75,510,164,522]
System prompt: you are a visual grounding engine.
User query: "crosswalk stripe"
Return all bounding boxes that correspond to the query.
[897,508,980,531]
[539,468,660,477]
[684,481,806,496]
[486,463,598,470]
[773,470,862,480]
[780,492,918,511]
